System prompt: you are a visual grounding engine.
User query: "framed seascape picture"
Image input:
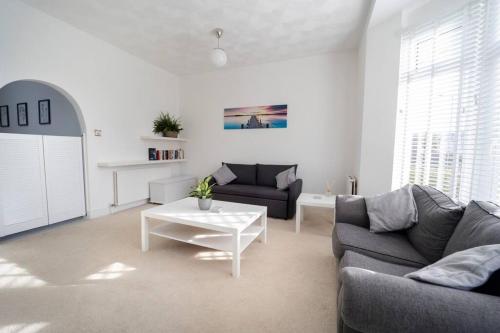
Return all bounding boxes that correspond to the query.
[224,104,287,130]
[0,105,9,127]
[17,103,28,126]
[38,99,51,125]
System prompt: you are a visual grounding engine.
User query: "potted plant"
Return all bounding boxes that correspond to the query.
[189,176,214,210]
[153,112,183,138]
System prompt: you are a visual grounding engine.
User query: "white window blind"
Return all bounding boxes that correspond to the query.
[392,0,500,204]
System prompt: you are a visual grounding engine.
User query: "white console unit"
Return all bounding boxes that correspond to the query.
[149,175,197,204]
[0,133,86,237]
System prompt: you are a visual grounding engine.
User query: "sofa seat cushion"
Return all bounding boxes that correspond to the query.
[407,185,464,263]
[212,184,288,201]
[340,251,418,277]
[444,200,500,257]
[333,223,429,267]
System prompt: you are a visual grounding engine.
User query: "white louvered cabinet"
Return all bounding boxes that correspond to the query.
[0,133,86,237]
[43,135,86,224]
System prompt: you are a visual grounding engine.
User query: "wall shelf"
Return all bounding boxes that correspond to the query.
[140,136,188,142]
[97,159,188,168]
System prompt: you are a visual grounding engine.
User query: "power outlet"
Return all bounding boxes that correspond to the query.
[94,129,102,136]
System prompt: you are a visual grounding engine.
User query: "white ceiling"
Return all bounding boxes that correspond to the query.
[20,0,371,75]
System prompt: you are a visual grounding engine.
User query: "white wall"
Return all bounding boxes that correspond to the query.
[358,13,402,196]
[0,0,180,217]
[180,53,359,194]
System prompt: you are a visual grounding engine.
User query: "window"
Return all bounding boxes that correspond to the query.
[392,0,500,204]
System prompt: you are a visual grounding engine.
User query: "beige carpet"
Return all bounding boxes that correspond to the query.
[0,204,337,333]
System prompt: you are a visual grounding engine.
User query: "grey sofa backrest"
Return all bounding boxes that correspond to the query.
[222,162,257,185]
[256,164,297,187]
[445,200,500,296]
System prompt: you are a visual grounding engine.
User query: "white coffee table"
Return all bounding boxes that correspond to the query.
[295,193,336,233]
[141,197,267,278]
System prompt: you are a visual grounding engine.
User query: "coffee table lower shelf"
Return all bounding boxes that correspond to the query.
[149,223,264,253]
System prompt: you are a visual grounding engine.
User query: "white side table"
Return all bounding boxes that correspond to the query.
[296,193,336,233]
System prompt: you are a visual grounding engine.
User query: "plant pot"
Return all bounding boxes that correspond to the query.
[163,130,179,138]
[198,198,212,210]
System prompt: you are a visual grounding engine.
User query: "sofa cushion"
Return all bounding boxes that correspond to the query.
[212,184,288,201]
[256,164,297,187]
[444,201,500,257]
[212,164,237,185]
[405,244,500,291]
[333,223,429,267]
[223,163,257,185]
[276,167,296,190]
[366,185,418,233]
[407,185,464,262]
[340,250,418,277]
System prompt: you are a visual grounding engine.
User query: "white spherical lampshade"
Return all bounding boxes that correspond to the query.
[211,48,227,67]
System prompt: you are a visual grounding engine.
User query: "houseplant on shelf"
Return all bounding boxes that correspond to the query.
[189,176,214,210]
[153,112,183,138]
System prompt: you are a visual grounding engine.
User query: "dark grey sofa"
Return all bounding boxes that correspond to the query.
[333,187,500,333]
[211,163,302,219]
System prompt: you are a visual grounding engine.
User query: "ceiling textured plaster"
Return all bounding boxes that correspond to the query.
[20,0,371,75]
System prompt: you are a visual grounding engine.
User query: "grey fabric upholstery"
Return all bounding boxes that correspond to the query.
[340,267,500,333]
[444,200,500,256]
[212,192,288,218]
[212,184,288,201]
[223,162,257,185]
[256,164,297,187]
[407,185,464,262]
[333,223,429,267]
[286,179,302,219]
[340,250,418,278]
[335,195,370,228]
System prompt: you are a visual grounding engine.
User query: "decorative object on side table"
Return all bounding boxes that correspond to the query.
[189,176,214,210]
[17,103,28,126]
[38,99,51,124]
[153,112,183,138]
[325,180,333,197]
[0,105,9,127]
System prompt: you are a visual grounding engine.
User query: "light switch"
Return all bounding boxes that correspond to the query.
[94,129,102,136]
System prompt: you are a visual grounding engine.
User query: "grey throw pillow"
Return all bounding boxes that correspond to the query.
[407,185,464,263]
[405,244,500,290]
[276,167,296,190]
[212,164,237,185]
[366,184,418,233]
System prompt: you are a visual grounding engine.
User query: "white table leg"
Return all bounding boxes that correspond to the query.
[232,230,241,278]
[260,211,267,243]
[296,203,303,233]
[141,213,149,252]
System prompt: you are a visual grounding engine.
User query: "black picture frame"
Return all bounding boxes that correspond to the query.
[17,103,28,126]
[0,105,9,127]
[38,99,51,125]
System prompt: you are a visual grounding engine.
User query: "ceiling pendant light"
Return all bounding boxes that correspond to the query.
[210,28,227,67]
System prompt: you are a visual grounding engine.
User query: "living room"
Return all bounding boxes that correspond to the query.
[0,0,499,332]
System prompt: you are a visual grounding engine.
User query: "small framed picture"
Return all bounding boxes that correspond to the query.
[17,103,28,126]
[38,99,51,125]
[0,105,9,127]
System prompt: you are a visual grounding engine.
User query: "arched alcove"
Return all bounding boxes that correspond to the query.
[0,80,85,136]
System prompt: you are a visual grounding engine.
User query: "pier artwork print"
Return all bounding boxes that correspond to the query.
[223,104,287,130]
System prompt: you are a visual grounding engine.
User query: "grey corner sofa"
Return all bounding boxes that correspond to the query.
[210,163,302,219]
[333,185,500,333]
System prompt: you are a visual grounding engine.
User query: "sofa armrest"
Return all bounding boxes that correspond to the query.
[339,267,500,333]
[287,178,303,219]
[335,195,370,228]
